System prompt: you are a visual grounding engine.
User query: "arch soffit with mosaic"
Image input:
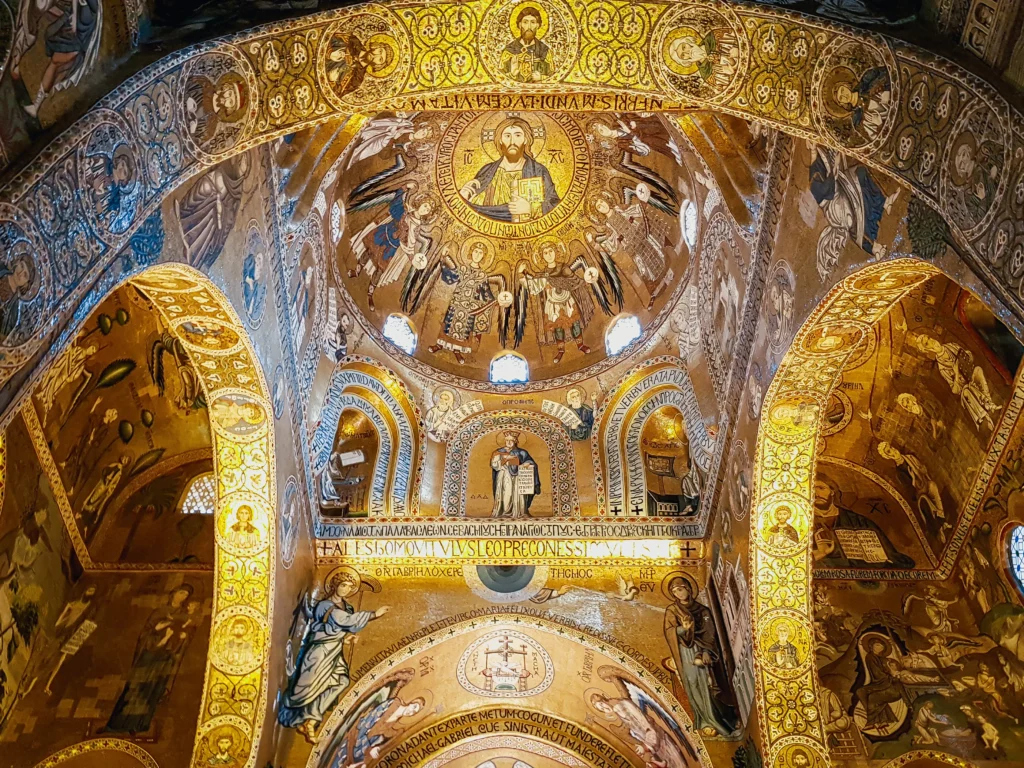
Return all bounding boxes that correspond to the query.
[749,259,952,768]
[127,265,277,768]
[3,0,1024,410]
[309,357,423,516]
[305,613,712,768]
[441,409,580,518]
[594,357,713,518]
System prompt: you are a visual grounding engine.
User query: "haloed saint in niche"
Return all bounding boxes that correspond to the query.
[489,431,540,518]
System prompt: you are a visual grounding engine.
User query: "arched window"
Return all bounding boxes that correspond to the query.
[605,315,642,355]
[489,352,529,384]
[1009,525,1024,592]
[180,472,216,515]
[682,200,698,250]
[331,200,344,245]
[382,314,417,354]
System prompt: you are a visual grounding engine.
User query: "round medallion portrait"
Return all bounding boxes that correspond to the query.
[477,0,579,86]
[437,111,590,239]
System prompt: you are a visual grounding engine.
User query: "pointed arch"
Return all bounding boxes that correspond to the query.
[309,357,423,516]
[126,264,277,768]
[749,260,941,768]
[594,357,714,518]
[441,409,579,518]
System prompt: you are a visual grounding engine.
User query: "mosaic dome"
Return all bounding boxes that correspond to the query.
[328,110,698,386]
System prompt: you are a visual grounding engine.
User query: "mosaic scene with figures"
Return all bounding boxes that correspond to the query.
[7,0,1024,767]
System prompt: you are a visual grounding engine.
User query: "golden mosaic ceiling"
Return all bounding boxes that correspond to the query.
[329,110,697,384]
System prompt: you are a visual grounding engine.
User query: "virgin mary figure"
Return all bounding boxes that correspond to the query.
[663,573,740,738]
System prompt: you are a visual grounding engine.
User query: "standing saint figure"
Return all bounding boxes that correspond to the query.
[808,145,898,282]
[105,583,197,734]
[11,0,103,119]
[490,431,540,518]
[278,568,389,744]
[663,574,740,737]
[499,6,553,82]
[459,117,559,223]
[174,154,249,273]
[41,583,98,695]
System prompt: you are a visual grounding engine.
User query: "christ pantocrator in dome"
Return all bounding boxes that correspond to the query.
[458,117,560,223]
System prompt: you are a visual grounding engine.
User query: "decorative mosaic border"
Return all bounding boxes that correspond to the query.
[750,260,940,768]
[32,738,160,768]
[131,265,277,768]
[5,0,1024,413]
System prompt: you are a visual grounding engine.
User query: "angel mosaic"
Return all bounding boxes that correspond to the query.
[346,113,435,170]
[318,668,425,767]
[278,567,389,744]
[588,184,674,309]
[589,117,680,215]
[348,184,441,311]
[513,239,602,364]
[589,670,701,768]
[403,239,509,365]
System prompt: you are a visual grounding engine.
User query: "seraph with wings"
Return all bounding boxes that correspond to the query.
[511,238,623,361]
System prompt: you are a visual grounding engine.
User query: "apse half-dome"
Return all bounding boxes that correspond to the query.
[329,110,696,386]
